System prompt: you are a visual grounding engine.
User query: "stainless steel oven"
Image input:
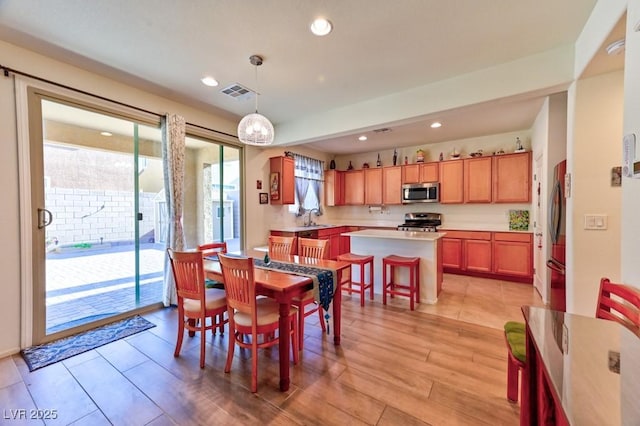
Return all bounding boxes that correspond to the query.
[401,182,439,204]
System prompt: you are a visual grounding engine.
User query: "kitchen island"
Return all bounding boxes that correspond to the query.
[342,229,444,304]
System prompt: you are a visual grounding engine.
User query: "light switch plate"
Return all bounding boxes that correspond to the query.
[564,173,571,198]
[584,214,608,230]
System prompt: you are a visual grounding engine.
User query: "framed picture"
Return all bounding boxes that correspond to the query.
[611,166,622,187]
[270,172,280,200]
[259,192,268,204]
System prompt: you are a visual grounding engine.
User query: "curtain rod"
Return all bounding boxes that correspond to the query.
[0,64,237,140]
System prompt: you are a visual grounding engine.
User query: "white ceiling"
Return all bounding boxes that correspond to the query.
[0,0,624,154]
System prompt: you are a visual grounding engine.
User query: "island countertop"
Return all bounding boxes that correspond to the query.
[342,229,446,241]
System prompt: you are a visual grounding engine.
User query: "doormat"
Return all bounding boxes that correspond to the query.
[21,315,156,372]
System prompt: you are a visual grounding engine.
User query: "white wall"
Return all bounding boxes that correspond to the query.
[569,71,624,315]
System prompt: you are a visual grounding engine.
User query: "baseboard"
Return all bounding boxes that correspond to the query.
[0,347,21,359]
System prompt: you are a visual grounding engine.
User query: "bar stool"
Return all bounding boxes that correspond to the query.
[382,255,420,310]
[337,253,374,307]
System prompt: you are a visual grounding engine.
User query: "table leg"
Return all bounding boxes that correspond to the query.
[278,301,291,391]
[333,270,343,345]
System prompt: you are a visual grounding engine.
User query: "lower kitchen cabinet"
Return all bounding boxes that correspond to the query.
[463,238,492,272]
[442,230,532,282]
[318,226,349,260]
[492,232,532,278]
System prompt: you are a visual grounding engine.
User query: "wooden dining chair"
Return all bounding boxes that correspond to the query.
[596,277,640,336]
[167,248,227,368]
[292,237,329,350]
[218,253,299,392]
[198,242,228,288]
[268,235,296,257]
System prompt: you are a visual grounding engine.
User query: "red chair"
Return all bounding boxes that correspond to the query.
[218,254,299,392]
[382,255,420,310]
[197,242,227,259]
[503,321,526,403]
[292,238,329,350]
[167,249,227,369]
[268,235,296,258]
[596,277,640,336]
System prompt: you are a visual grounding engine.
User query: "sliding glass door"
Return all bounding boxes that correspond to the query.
[32,96,164,341]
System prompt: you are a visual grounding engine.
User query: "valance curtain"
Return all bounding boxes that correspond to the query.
[162,113,186,306]
[292,153,324,216]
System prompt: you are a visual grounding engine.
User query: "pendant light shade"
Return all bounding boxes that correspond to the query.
[237,112,274,146]
[237,55,275,146]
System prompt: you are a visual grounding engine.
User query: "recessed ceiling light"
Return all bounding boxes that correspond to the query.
[310,18,333,36]
[430,122,442,128]
[201,76,219,87]
[605,39,625,56]
[358,135,367,141]
[100,131,112,137]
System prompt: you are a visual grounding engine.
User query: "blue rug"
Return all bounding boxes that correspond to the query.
[21,315,156,371]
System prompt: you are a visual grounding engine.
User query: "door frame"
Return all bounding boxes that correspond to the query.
[16,76,161,345]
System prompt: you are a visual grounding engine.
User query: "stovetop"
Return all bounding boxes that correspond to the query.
[398,212,442,232]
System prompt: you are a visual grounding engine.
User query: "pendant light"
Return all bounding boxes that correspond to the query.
[237,55,275,146]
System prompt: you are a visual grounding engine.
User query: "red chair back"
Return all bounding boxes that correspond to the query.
[596,277,640,336]
[167,249,206,305]
[218,254,256,317]
[198,242,227,259]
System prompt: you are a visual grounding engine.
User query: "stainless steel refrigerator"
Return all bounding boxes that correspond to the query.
[547,160,566,311]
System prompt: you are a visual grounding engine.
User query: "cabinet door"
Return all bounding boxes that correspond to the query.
[439,160,464,204]
[464,239,492,272]
[269,156,295,205]
[402,164,420,183]
[442,238,463,269]
[364,168,383,205]
[382,166,402,205]
[325,170,344,206]
[420,162,439,182]
[344,170,365,205]
[329,233,341,260]
[493,152,531,203]
[493,241,532,277]
[464,157,492,203]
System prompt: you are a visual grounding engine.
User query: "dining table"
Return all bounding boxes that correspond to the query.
[204,250,349,392]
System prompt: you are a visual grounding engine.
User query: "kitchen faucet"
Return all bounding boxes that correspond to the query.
[305,208,319,226]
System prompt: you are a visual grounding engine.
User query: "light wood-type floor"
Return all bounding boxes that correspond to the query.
[0,274,543,425]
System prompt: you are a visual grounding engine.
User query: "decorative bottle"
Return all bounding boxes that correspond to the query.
[329,158,336,169]
[347,161,354,170]
[376,153,381,167]
[393,149,398,166]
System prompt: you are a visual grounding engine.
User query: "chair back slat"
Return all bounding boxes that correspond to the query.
[269,235,296,256]
[218,254,256,316]
[298,237,329,259]
[596,277,640,336]
[167,249,205,302]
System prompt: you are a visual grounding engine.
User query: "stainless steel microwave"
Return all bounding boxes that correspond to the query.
[402,182,439,203]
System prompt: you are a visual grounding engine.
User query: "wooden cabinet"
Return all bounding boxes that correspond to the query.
[324,169,344,206]
[464,238,492,272]
[402,164,420,183]
[493,232,533,278]
[364,168,383,205]
[439,160,464,203]
[382,166,402,205]
[464,157,492,203]
[269,156,295,205]
[420,162,439,182]
[493,152,531,203]
[441,230,531,282]
[318,226,349,260]
[344,170,364,205]
[442,238,463,269]
[402,163,439,183]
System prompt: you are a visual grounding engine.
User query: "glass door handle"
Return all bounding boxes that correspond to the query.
[38,208,53,229]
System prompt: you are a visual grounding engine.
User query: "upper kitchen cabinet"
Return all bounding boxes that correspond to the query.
[269,156,295,205]
[402,162,439,183]
[364,168,383,205]
[344,170,365,205]
[324,169,344,206]
[493,152,531,203]
[382,166,402,205]
[402,164,420,184]
[420,162,439,183]
[439,160,464,204]
[464,156,492,203]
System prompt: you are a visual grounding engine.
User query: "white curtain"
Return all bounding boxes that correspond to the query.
[162,114,186,306]
[292,153,324,216]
